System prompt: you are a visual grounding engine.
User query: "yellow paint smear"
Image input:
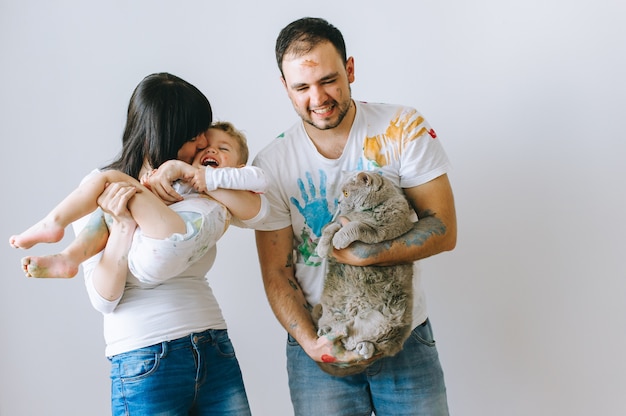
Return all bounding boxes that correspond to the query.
[363,110,427,167]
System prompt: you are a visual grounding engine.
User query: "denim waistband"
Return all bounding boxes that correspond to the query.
[162,328,227,352]
[108,329,230,360]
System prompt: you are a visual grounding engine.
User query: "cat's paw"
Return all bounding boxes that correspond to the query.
[311,304,323,321]
[355,341,375,360]
[331,229,353,250]
[317,326,332,337]
[315,238,331,258]
[316,223,342,257]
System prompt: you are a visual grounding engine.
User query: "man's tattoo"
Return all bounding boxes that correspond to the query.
[288,278,299,291]
[350,213,446,259]
[405,215,446,248]
[285,251,293,268]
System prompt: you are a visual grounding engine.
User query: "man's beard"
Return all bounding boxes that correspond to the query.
[301,94,352,131]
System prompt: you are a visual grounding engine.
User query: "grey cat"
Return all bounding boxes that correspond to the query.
[313,171,415,377]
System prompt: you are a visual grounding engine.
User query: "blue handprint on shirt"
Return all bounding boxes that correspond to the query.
[291,170,337,237]
[290,170,338,266]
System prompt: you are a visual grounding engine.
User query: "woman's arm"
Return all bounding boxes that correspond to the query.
[70,174,138,313]
[197,165,267,220]
[77,182,139,315]
[91,182,138,301]
[206,189,262,220]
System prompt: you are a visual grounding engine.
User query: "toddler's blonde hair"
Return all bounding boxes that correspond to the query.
[210,121,249,165]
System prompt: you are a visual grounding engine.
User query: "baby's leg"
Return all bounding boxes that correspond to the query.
[9,170,120,250]
[128,185,186,239]
[21,212,109,278]
[22,254,79,278]
[9,221,65,249]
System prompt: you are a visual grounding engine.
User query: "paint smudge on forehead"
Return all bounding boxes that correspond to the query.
[363,109,431,167]
[301,59,319,67]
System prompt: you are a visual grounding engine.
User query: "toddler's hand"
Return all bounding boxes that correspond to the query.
[189,167,208,193]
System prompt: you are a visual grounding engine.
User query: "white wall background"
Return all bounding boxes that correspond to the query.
[1,1,625,415]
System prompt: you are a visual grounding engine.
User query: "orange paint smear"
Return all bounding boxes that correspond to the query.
[363,110,428,167]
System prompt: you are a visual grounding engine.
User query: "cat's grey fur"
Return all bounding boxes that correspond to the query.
[313,171,415,376]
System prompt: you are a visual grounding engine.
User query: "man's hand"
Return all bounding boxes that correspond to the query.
[309,333,372,365]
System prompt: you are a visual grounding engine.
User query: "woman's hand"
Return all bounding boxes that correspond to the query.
[141,160,194,204]
[97,181,138,229]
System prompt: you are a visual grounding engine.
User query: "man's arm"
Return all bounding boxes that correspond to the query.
[331,173,457,266]
[255,227,362,364]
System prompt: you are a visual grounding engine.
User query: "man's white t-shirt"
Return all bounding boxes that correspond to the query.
[253,100,451,329]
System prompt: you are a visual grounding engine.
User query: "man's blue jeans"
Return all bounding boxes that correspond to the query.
[286,319,449,416]
[109,329,251,416]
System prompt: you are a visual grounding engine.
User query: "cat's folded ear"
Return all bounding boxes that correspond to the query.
[356,171,372,185]
[355,171,387,190]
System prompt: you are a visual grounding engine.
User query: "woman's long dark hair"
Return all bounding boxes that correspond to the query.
[103,73,212,179]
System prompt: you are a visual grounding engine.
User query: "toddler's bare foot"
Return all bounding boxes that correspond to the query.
[21,255,78,278]
[9,220,65,249]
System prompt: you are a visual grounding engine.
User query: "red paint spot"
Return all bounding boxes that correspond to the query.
[321,354,336,363]
[428,129,437,139]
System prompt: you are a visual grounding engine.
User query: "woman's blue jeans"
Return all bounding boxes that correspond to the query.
[109,329,251,416]
[286,319,449,416]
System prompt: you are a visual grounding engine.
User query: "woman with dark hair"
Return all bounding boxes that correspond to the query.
[32,73,258,415]
[108,72,214,177]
